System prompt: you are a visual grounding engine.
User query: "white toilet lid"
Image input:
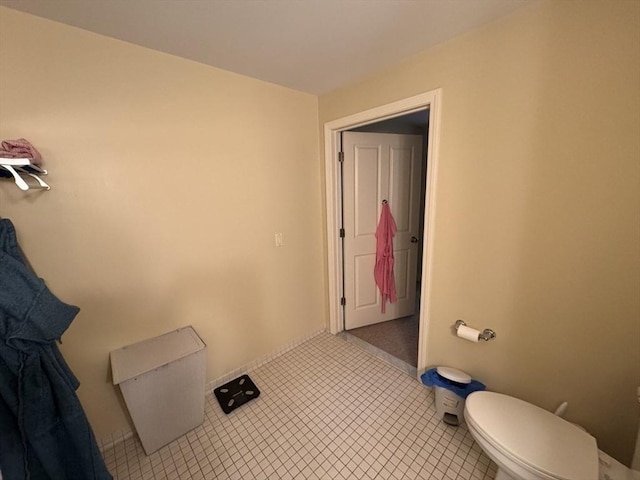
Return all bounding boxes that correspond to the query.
[465,392,598,480]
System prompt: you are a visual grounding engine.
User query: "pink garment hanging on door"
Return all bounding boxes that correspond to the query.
[374,201,397,313]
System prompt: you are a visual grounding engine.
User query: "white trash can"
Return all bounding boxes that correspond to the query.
[111,326,207,454]
[433,366,472,426]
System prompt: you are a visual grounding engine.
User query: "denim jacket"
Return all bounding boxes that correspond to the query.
[0,219,111,480]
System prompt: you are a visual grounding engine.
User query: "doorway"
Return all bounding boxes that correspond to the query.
[342,111,429,369]
[323,89,442,378]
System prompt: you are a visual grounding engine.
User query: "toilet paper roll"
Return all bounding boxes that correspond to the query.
[457,325,480,342]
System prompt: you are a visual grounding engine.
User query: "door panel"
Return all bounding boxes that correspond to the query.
[343,132,423,330]
[394,248,410,300]
[390,147,413,231]
[354,253,377,308]
[354,146,379,237]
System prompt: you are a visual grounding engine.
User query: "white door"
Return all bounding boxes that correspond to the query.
[342,132,423,330]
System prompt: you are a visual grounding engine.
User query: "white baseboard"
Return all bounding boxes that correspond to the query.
[99,325,326,452]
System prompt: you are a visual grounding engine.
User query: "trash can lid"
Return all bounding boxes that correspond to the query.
[436,366,471,384]
[111,326,206,385]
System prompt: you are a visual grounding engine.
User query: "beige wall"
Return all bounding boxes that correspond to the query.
[2,0,639,467]
[320,0,639,465]
[0,8,325,438]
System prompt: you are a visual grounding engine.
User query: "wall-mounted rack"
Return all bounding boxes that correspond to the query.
[0,158,50,191]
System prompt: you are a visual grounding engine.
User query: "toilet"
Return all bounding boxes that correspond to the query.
[465,391,598,480]
[465,391,640,480]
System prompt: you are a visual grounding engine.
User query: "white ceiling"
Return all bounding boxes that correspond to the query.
[0,0,534,94]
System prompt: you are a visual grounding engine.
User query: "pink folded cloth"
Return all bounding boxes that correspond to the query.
[0,138,42,165]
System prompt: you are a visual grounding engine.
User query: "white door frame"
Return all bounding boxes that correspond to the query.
[323,89,442,375]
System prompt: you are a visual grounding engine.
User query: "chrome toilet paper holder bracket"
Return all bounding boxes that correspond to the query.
[454,320,496,341]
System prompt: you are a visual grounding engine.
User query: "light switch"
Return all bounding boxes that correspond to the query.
[275,233,284,247]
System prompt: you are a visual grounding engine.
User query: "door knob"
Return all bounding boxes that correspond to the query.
[411,236,419,243]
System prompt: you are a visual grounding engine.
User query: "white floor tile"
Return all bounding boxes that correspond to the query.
[102,332,496,479]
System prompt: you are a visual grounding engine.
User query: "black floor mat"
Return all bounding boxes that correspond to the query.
[213,374,260,414]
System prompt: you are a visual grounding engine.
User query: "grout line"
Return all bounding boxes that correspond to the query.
[100,325,327,451]
[99,330,497,480]
[206,326,326,392]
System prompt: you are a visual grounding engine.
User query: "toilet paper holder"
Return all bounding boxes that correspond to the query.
[455,320,496,341]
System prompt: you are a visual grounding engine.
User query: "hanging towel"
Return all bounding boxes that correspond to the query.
[0,138,42,164]
[374,202,397,313]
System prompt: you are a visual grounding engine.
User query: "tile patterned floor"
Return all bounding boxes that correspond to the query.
[101,332,497,480]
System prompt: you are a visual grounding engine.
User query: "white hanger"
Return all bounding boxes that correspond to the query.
[24,172,50,190]
[0,158,50,191]
[0,164,30,191]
